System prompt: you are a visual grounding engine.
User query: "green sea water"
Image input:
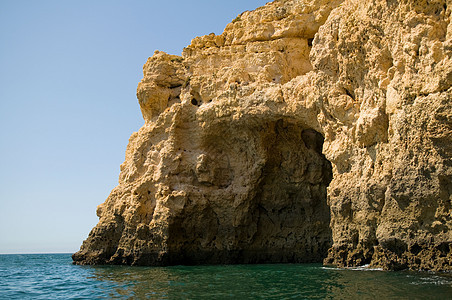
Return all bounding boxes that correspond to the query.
[0,253,451,299]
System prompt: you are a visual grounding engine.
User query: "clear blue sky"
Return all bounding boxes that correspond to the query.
[0,0,267,254]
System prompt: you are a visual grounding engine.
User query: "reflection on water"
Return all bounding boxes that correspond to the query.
[81,263,452,299]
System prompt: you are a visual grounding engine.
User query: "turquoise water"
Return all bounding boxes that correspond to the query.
[0,254,451,299]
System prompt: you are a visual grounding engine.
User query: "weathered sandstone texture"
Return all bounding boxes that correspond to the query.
[73,0,452,271]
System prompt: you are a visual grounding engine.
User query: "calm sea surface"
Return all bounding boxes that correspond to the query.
[0,254,451,299]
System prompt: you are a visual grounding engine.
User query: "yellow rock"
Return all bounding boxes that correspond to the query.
[73,0,452,271]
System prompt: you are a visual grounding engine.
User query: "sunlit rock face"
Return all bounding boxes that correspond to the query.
[73,0,452,272]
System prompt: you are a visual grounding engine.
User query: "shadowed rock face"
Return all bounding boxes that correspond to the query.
[164,121,333,265]
[74,0,452,271]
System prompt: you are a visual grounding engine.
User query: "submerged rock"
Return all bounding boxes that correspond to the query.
[73,0,452,271]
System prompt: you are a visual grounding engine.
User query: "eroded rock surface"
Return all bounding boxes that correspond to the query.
[73,0,452,271]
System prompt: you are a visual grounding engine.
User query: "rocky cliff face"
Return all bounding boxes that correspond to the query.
[73,0,452,271]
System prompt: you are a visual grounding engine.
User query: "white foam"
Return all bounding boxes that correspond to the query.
[321,265,383,271]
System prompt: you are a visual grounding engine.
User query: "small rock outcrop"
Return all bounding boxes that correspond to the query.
[73,0,452,271]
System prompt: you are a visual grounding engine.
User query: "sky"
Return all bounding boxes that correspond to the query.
[0,0,268,254]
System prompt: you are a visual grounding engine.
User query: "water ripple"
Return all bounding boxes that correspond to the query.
[0,254,451,299]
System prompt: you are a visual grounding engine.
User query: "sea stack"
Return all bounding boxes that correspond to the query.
[73,0,452,271]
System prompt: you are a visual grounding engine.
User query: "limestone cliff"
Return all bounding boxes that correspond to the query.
[73,0,452,271]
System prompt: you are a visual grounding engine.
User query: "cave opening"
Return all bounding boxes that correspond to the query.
[242,119,333,263]
[167,119,333,265]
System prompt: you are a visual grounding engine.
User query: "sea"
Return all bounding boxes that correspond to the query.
[0,254,451,299]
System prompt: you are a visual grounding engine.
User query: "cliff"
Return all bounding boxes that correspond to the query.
[73,0,452,271]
